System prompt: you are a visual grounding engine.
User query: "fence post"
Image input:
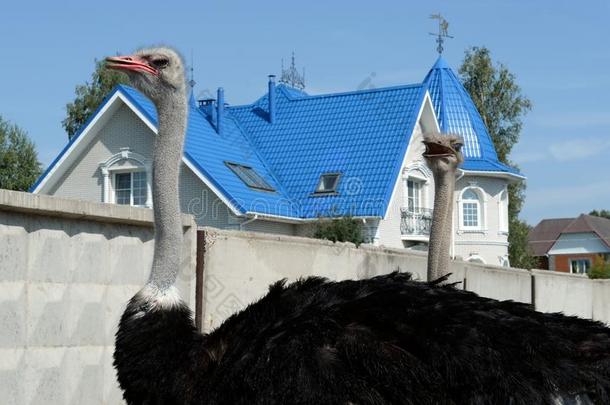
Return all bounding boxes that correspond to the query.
[195,229,206,331]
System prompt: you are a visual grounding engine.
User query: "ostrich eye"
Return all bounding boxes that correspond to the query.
[151,58,169,69]
[452,142,463,152]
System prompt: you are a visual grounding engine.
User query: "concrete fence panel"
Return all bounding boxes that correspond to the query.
[0,190,196,405]
[464,264,532,304]
[592,280,610,324]
[532,270,594,320]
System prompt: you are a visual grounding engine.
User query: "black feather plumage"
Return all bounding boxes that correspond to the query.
[115,272,610,404]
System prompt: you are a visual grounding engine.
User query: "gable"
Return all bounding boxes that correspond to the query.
[32,89,156,196]
[46,103,155,201]
[548,232,610,255]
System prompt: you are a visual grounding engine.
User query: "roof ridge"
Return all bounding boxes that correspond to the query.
[229,82,424,110]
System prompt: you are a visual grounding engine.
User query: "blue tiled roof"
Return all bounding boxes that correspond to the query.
[423,57,523,177]
[34,57,524,219]
[230,84,427,218]
[117,85,300,218]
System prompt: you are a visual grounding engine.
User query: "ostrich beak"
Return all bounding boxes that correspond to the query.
[105,55,159,76]
[422,141,455,158]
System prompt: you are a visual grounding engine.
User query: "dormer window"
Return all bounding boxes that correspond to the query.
[225,162,275,192]
[315,173,341,194]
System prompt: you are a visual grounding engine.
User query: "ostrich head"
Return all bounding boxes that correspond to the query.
[106,47,186,103]
[422,133,464,173]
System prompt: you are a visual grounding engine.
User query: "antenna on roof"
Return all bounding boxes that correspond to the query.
[188,49,196,90]
[279,52,306,90]
[429,13,453,55]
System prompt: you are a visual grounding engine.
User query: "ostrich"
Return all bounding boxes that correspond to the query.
[108,47,610,404]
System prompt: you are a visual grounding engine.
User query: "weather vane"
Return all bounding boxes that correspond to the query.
[429,13,453,55]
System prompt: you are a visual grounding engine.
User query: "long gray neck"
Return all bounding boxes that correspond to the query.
[427,168,455,281]
[148,90,188,291]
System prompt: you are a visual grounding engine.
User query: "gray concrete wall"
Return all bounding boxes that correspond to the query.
[199,227,608,332]
[198,227,533,332]
[532,269,610,322]
[0,189,197,405]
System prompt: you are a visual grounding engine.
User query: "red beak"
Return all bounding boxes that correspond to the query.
[105,55,158,76]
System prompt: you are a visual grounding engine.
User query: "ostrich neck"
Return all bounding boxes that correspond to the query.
[148,90,188,291]
[427,168,456,281]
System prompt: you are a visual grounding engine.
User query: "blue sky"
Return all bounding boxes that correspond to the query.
[1,0,609,225]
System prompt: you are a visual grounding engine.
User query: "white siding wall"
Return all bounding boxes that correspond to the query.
[49,105,154,201]
[44,103,236,229]
[548,232,610,255]
[453,176,510,266]
[376,121,430,248]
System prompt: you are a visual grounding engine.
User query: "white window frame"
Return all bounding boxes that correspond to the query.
[498,188,509,234]
[113,170,148,207]
[457,184,487,233]
[99,148,152,207]
[402,165,431,212]
[569,258,591,274]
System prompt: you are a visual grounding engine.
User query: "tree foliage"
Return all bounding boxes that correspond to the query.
[588,255,610,279]
[0,116,42,191]
[313,217,364,246]
[62,59,129,139]
[589,209,610,220]
[459,47,535,269]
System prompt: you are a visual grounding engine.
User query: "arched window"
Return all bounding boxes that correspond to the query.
[498,189,509,233]
[402,165,431,213]
[461,189,481,229]
[99,148,151,207]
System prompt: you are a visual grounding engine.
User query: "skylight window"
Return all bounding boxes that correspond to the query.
[315,173,341,194]
[225,162,275,192]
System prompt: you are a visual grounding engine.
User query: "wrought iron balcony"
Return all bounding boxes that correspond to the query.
[400,207,433,236]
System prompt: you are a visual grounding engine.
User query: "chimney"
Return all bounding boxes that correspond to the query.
[198,98,216,121]
[268,75,276,124]
[216,87,224,135]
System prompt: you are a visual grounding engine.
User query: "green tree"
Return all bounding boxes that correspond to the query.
[0,116,42,191]
[459,47,535,269]
[313,217,364,246]
[589,209,610,220]
[63,59,129,139]
[588,255,610,279]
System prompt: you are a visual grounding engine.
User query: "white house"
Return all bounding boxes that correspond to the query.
[32,57,523,266]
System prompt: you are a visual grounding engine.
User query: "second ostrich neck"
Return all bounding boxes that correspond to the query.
[427,168,455,280]
[149,92,188,291]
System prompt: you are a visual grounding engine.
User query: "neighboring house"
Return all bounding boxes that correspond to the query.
[529,214,610,273]
[31,57,523,266]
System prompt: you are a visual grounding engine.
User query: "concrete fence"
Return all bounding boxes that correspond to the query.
[198,227,609,331]
[0,190,197,405]
[2,190,609,404]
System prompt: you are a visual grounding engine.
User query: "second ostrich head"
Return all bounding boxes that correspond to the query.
[422,133,464,175]
[422,133,464,281]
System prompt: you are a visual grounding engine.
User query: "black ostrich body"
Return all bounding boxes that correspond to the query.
[115,272,610,404]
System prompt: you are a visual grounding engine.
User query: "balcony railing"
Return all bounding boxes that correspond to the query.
[400,207,433,236]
